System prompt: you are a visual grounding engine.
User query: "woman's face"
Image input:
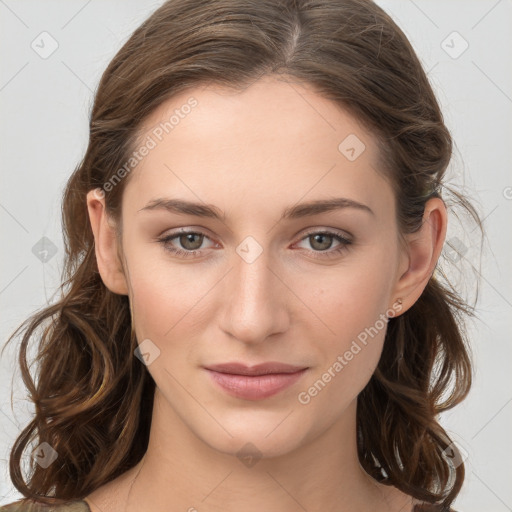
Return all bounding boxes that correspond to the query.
[100,75,411,457]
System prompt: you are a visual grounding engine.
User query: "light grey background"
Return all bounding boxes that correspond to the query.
[1,1,511,510]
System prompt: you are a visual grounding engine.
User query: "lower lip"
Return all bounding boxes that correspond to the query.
[205,368,308,400]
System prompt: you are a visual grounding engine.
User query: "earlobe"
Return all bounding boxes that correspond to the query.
[86,189,129,296]
[391,198,447,313]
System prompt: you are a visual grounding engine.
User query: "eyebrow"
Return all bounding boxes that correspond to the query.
[138,196,374,220]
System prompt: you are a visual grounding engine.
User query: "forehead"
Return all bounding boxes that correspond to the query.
[123,75,394,222]
[137,75,377,155]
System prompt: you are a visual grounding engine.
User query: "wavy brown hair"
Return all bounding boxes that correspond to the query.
[2,0,482,509]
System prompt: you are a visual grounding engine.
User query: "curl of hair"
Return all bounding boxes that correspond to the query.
[3,0,482,508]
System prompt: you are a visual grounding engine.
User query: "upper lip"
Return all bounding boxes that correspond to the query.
[204,362,308,376]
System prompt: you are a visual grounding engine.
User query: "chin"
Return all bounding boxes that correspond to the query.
[197,413,310,461]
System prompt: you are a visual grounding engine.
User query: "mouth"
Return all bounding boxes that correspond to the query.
[203,362,309,400]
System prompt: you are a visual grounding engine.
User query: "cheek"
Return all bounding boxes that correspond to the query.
[127,257,215,358]
[300,256,396,345]
[294,248,396,397]
[296,272,390,411]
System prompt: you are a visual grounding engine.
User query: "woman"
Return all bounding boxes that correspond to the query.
[1,0,481,510]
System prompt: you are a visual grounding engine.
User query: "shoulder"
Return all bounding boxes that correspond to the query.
[0,499,91,512]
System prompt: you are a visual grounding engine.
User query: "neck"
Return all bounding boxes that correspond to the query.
[117,388,410,512]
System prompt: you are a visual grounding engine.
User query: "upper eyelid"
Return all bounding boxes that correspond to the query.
[160,228,352,247]
[300,227,352,241]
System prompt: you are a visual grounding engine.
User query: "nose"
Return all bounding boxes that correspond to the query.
[219,243,289,345]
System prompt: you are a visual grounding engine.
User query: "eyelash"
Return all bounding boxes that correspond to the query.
[157,228,353,260]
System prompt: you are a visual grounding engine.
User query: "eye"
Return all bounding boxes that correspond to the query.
[157,229,216,258]
[294,230,353,259]
[157,228,353,260]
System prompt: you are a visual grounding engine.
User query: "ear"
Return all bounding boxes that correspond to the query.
[86,189,129,295]
[391,197,447,313]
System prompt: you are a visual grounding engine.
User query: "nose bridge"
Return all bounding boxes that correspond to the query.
[221,236,287,343]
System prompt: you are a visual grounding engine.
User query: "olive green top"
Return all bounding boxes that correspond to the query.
[0,500,90,512]
[0,498,456,511]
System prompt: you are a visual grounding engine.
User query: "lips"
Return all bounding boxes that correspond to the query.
[205,362,307,376]
[204,362,309,400]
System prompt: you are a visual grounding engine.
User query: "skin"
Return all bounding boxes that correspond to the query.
[85,75,447,512]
